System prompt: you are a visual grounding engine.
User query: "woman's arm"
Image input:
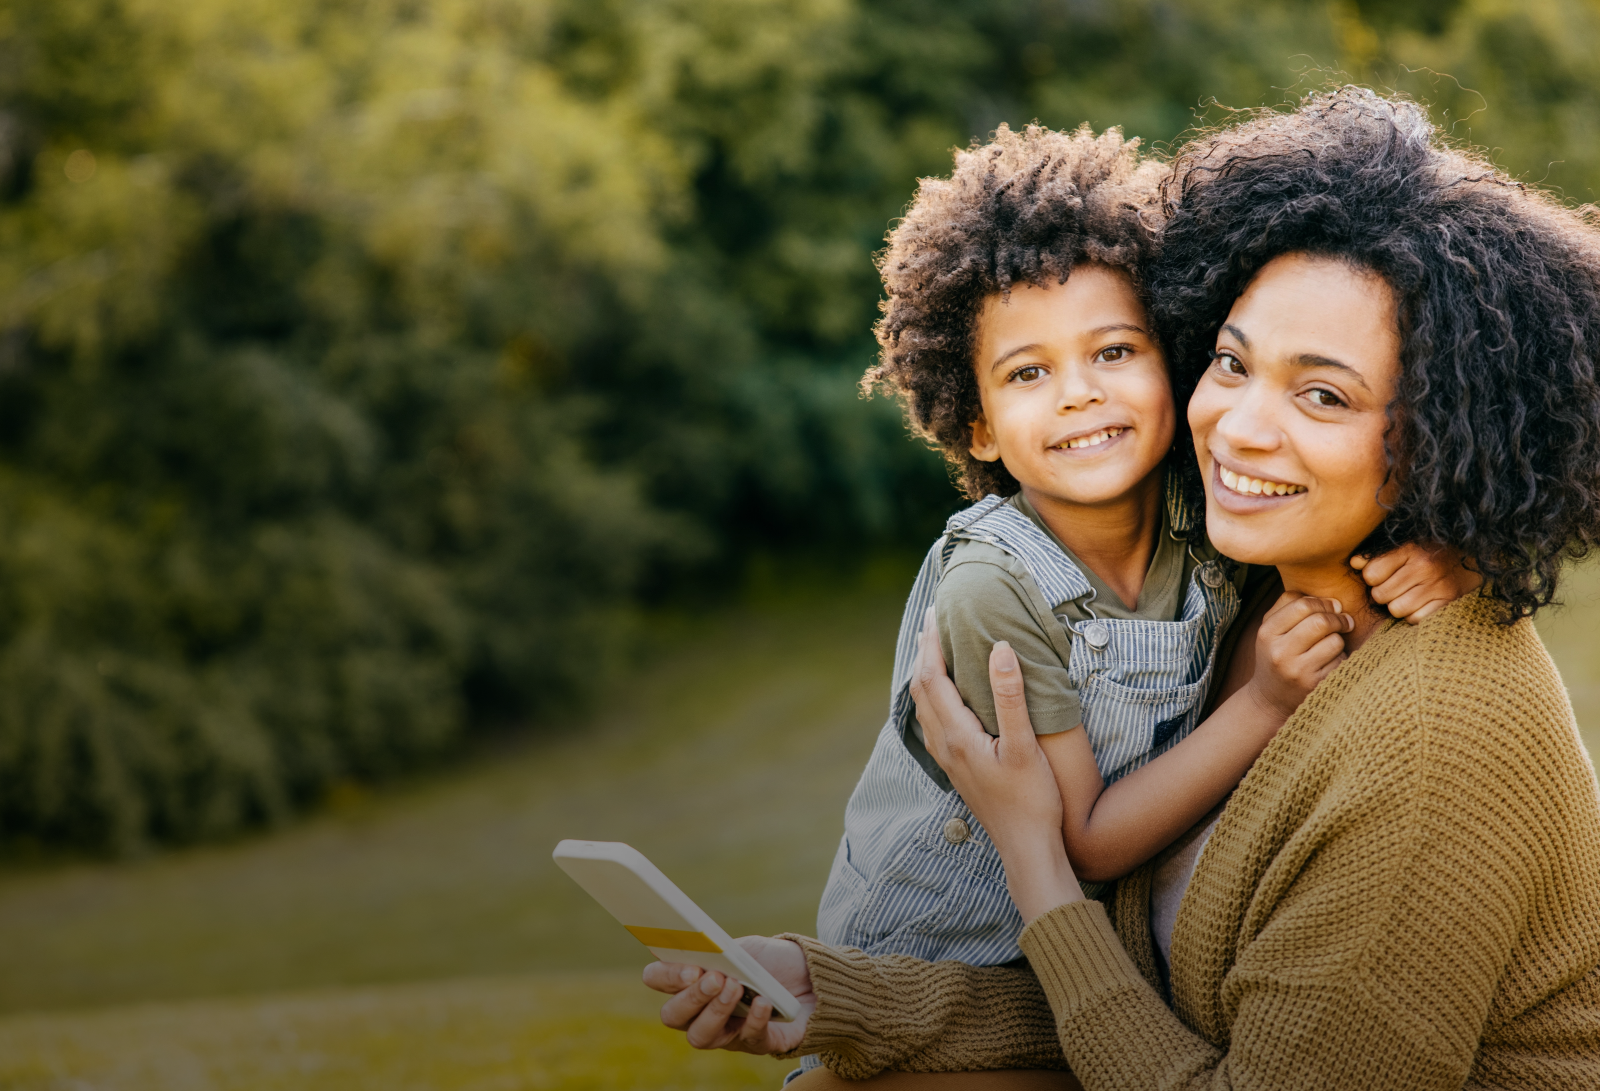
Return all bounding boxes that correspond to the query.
[644,936,1070,1078]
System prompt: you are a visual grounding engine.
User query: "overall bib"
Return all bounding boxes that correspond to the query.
[816,490,1240,967]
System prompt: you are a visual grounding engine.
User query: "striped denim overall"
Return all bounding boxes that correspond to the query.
[816,491,1240,966]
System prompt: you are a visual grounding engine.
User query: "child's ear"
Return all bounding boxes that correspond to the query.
[969,416,1001,462]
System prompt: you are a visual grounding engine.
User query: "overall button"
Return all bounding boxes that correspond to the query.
[942,818,970,845]
[1200,560,1226,588]
[1082,621,1111,649]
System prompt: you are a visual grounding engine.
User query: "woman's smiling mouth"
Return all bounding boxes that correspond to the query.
[1210,460,1308,514]
[1219,465,1306,497]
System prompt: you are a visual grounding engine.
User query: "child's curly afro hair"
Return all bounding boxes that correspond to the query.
[1151,86,1600,621]
[864,124,1166,499]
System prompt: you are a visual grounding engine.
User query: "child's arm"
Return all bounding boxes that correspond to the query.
[1037,591,1350,882]
[1351,542,1483,623]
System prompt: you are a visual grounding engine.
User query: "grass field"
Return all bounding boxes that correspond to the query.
[0,561,1596,1090]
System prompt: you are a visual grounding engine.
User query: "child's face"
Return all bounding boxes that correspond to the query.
[969,265,1174,508]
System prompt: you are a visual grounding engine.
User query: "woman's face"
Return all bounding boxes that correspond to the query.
[1187,253,1401,576]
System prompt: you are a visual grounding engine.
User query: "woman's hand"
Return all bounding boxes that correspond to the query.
[910,608,1083,923]
[642,936,815,1056]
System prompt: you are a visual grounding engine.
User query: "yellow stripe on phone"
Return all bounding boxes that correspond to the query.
[625,925,722,953]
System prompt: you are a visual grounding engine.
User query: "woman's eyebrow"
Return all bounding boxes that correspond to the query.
[1293,352,1372,391]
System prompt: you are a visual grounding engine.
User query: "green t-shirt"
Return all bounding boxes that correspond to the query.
[906,492,1239,790]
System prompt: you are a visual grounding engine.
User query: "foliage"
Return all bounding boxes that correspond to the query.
[0,0,1597,849]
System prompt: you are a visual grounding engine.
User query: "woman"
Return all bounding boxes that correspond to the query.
[648,88,1600,1088]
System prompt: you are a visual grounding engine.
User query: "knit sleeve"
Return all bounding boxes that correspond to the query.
[776,934,1069,1078]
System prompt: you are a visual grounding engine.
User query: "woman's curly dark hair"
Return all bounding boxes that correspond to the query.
[1151,86,1600,621]
[864,124,1166,498]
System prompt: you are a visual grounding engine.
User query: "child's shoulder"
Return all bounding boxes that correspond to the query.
[936,537,1054,625]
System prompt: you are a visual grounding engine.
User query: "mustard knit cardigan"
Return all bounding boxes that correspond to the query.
[782,596,1600,1088]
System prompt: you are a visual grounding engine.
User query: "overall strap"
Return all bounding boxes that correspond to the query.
[953,496,1098,616]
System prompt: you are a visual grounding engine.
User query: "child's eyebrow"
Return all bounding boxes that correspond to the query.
[989,344,1045,372]
[988,324,1149,373]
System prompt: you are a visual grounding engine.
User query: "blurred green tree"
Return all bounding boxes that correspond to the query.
[0,0,1593,849]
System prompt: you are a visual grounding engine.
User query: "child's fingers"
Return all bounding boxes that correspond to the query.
[1401,597,1448,624]
[1382,581,1449,621]
[1354,548,1409,587]
[1302,630,1349,672]
[1275,607,1355,659]
[1260,592,1344,639]
[1308,645,1348,685]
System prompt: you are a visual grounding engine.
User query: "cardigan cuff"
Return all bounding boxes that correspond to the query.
[771,933,880,1063]
[1019,899,1148,1014]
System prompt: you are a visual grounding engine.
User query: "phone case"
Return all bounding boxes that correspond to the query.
[552,839,802,1022]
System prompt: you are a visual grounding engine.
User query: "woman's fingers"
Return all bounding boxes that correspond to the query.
[988,641,1037,762]
[658,968,732,1034]
[913,608,989,767]
[684,973,746,1050]
[734,996,773,1049]
[643,961,702,996]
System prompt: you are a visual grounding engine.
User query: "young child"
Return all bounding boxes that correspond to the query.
[816,124,1474,970]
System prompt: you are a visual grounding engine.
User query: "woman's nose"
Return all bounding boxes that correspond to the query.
[1214,391,1281,452]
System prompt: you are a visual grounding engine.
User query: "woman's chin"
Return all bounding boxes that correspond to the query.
[1202,505,1297,568]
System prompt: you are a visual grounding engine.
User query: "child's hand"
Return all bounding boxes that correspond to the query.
[1351,543,1483,624]
[1248,592,1354,719]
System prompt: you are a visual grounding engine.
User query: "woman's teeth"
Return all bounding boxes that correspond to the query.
[1220,466,1306,497]
[1059,427,1125,450]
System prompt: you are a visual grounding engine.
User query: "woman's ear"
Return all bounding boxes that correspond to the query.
[970,416,1001,462]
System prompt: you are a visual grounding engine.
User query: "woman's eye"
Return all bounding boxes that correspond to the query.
[1212,351,1247,377]
[1305,387,1347,408]
[1011,365,1044,382]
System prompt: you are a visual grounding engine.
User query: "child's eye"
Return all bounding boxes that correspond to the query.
[1210,350,1247,377]
[1010,365,1045,383]
[1096,346,1128,363]
[1304,387,1347,408]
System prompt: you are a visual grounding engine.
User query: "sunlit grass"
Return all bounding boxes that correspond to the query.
[0,972,782,1090]
[0,572,908,1088]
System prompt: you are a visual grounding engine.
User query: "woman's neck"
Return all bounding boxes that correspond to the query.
[1023,473,1164,611]
[1276,560,1384,652]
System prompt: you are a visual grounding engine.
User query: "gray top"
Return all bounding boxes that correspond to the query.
[1151,808,1224,979]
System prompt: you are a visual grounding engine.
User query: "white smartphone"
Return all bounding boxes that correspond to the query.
[552,839,802,1022]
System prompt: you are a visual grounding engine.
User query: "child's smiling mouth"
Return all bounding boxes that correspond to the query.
[1052,426,1127,452]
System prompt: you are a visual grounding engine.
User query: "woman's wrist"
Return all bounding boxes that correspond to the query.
[999,833,1084,924]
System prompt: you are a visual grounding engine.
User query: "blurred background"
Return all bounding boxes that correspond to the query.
[0,0,1597,1087]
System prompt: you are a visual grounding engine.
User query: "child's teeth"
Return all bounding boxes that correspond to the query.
[1063,427,1123,450]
